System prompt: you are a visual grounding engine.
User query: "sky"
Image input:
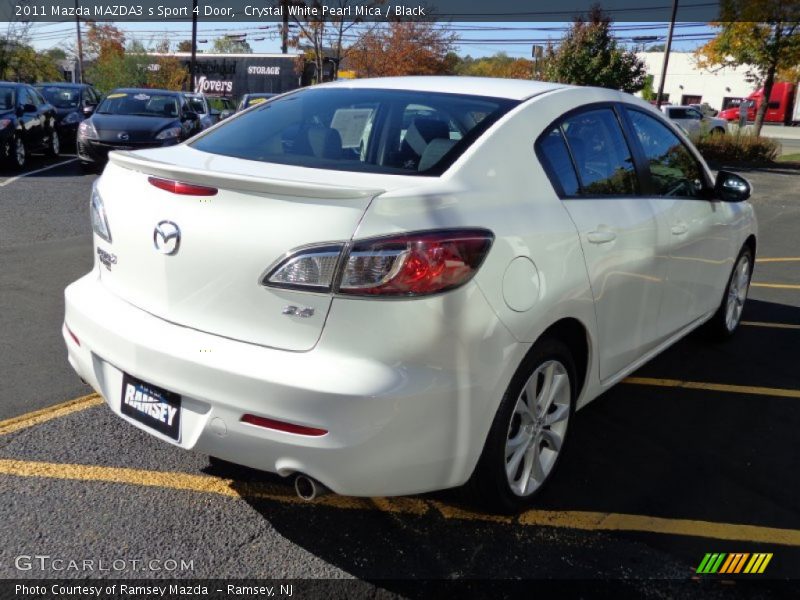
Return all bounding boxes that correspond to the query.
[7,20,716,58]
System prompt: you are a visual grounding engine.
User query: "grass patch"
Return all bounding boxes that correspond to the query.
[777,152,800,163]
[691,133,780,166]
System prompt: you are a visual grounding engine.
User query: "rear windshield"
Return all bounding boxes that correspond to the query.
[38,86,80,108]
[97,91,180,118]
[190,88,518,175]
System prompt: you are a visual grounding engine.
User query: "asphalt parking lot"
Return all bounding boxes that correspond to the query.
[0,151,798,592]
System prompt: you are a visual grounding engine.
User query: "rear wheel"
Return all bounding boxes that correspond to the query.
[469,337,576,513]
[705,246,753,339]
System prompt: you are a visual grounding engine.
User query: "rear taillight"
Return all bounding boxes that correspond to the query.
[148,177,218,196]
[262,229,493,297]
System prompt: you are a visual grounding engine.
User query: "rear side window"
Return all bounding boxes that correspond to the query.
[560,108,639,196]
[537,127,580,196]
[190,88,518,176]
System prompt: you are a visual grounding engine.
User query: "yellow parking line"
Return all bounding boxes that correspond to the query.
[0,394,103,436]
[741,321,800,330]
[1,458,800,546]
[751,283,800,290]
[756,258,800,263]
[624,377,800,399]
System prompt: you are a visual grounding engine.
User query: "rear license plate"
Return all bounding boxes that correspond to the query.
[120,373,181,441]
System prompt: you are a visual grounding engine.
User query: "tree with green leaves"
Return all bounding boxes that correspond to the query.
[543,5,647,93]
[211,37,253,54]
[696,1,800,136]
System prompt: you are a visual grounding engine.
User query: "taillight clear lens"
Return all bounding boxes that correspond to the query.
[90,184,112,243]
[339,229,493,297]
[263,244,344,291]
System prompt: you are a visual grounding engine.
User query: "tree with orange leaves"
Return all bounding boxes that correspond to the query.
[346,21,458,78]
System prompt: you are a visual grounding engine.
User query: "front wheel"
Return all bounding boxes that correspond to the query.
[705,246,753,339]
[468,337,576,513]
[45,130,60,157]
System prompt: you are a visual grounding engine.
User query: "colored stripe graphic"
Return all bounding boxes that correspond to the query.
[698,553,773,574]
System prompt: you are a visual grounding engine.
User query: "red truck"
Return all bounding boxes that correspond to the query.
[719,81,800,125]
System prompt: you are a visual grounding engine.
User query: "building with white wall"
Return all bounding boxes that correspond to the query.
[637,51,757,112]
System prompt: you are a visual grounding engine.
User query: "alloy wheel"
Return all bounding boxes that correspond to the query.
[505,360,571,496]
[51,131,60,155]
[725,254,750,332]
[14,137,25,168]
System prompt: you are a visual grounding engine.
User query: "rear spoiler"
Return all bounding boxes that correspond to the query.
[108,151,384,200]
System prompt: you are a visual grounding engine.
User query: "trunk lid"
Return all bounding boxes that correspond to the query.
[97,147,386,351]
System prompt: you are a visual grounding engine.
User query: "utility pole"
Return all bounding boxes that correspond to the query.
[281,0,289,54]
[655,0,678,108]
[74,0,84,83]
[190,0,198,92]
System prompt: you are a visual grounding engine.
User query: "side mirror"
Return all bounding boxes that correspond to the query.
[82,104,96,117]
[715,170,751,202]
[23,103,37,113]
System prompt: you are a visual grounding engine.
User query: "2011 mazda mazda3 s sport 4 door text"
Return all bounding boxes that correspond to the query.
[63,77,757,512]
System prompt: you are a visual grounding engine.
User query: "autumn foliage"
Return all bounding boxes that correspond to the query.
[346,21,457,77]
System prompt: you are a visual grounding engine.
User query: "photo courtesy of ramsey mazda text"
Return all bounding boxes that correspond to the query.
[64,76,756,512]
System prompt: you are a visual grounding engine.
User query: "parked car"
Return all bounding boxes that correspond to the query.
[182,92,215,132]
[34,82,102,146]
[77,88,199,171]
[237,93,277,111]
[661,105,728,136]
[207,96,236,123]
[0,82,60,169]
[689,102,718,118]
[64,78,757,512]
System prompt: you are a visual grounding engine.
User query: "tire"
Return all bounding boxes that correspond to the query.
[468,337,577,513]
[704,245,753,340]
[7,135,26,170]
[45,130,60,157]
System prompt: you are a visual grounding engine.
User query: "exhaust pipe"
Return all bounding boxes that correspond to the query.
[294,474,328,501]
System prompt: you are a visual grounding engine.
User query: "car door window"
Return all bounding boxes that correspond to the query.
[668,107,687,119]
[29,88,45,107]
[686,109,703,120]
[537,127,580,196]
[627,109,706,199]
[17,87,30,107]
[559,108,639,195]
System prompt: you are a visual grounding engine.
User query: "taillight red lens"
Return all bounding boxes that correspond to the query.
[241,414,328,437]
[338,229,493,297]
[148,177,218,196]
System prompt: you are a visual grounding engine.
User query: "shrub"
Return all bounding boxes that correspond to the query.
[691,132,781,165]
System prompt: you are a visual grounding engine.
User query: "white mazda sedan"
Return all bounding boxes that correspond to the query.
[64,77,756,512]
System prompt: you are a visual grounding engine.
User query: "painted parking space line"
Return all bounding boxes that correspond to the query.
[751,283,800,290]
[623,377,800,400]
[1,458,799,546]
[0,393,102,436]
[0,158,78,188]
[756,258,800,263]
[742,321,800,330]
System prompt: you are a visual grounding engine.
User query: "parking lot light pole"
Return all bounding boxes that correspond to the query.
[655,0,678,108]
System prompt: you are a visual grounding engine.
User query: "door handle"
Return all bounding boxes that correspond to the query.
[671,223,689,236]
[586,230,617,244]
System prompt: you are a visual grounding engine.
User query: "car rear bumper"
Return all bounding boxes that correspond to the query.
[64,270,522,497]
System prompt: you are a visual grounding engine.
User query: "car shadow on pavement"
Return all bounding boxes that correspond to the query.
[203,298,800,584]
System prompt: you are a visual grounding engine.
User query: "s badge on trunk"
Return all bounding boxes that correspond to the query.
[154,221,181,255]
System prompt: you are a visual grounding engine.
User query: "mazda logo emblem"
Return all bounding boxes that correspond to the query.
[153,221,181,255]
[117,132,129,141]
